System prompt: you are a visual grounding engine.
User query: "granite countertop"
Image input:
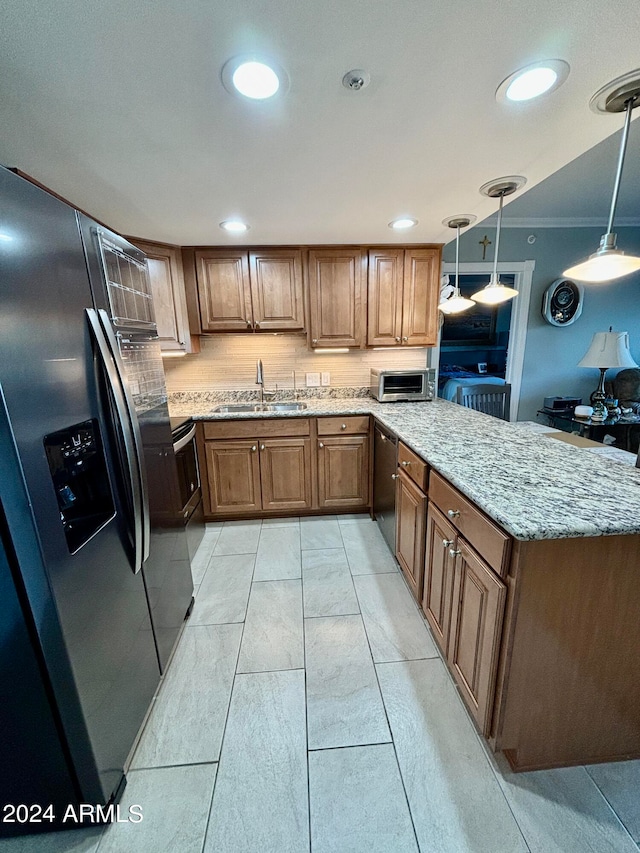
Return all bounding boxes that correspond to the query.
[169,395,640,541]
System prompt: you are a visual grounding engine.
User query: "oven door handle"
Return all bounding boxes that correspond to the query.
[173,423,197,454]
[86,308,145,574]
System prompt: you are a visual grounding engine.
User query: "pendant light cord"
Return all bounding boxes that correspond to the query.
[492,193,504,282]
[606,95,636,235]
[454,223,461,295]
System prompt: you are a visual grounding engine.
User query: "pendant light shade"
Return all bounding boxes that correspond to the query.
[439,215,476,314]
[471,176,525,305]
[564,71,640,283]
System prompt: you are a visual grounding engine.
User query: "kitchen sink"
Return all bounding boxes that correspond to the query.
[213,402,308,413]
[262,403,307,412]
[213,404,261,413]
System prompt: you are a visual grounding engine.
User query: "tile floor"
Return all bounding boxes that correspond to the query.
[2,514,640,853]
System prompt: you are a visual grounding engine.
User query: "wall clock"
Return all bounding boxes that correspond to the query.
[542,279,584,326]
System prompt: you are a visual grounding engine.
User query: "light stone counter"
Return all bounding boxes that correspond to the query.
[169,395,640,541]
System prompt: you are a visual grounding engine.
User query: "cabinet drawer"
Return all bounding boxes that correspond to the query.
[317,415,370,435]
[203,418,310,440]
[398,442,428,492]
[429,471,511,577]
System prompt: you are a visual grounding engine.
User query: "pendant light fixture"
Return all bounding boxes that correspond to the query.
[471,176,526,305]
[564,70,640,283]
[439,215,477,314]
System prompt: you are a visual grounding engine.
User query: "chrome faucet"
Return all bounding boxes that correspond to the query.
[256,359,276,404]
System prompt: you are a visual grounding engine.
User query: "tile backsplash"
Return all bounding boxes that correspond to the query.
[163,334,429,393]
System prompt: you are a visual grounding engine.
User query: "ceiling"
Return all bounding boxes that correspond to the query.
[1,0,639,246]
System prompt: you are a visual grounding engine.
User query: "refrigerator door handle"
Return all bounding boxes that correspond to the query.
[86,308,145,574]
[95,309,150,568]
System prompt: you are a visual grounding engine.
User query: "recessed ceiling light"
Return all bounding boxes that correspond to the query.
[496,60,570,103]
[388,217,418,230]
[220,219,249,233]
[222,56,288,100]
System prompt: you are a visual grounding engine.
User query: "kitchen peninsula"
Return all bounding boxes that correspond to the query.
[170,394,640,773]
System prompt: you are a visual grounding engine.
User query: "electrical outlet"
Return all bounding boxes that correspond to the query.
[321,372,330,386]
[306,372,320,387]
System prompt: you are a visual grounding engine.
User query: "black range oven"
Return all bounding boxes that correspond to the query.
[170,417,205,561]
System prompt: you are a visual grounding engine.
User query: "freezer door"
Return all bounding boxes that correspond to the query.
[0,167,161,806]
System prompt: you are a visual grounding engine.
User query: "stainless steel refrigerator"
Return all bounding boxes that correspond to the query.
[0,166,193,835]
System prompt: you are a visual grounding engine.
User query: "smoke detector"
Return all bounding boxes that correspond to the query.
[342,69,370,91]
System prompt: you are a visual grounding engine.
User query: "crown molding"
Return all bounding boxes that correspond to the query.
[480,216,640,229]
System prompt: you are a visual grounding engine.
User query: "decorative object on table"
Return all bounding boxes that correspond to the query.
[471,176,526,305]
[541,278,584,326]
[564,69,640,283]
[543,396,582,412]
[578,328,639,420]
[574,405,594,419]
[439,215,477,314]
[610,367,640,408]
[605,397,622,421]
[478,362,488,374]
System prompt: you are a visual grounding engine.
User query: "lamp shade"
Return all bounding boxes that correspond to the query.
[578,331,638,369]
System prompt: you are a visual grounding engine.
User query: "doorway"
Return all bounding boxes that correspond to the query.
[428,261,534,421]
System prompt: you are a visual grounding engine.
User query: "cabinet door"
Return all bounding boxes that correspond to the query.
[130,241,198,353]
[422,505,457,655]
[401,248,440,346]
[308,249,365,347]
[317,435,369,508]
[395,470,427,600]
[448,540,506,735]
[204,439,261,514]
[195,250,253,331]
[367,249,404,346]
[260,438,312,511]
[249,249,305,331]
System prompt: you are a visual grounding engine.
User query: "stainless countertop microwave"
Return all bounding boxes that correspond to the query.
[370,368,435,402]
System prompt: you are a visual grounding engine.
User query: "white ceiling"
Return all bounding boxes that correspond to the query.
[1,0,639,246]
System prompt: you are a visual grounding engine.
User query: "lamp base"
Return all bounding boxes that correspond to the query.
[590,367,608,418]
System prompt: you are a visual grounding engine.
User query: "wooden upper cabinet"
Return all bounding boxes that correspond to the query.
[129,240,199,354]
[308,249,365,348]
[367,246,441,347]
[401,248,440,346]
[249,249,305,331]
[193,248,305,333]
[367,249,404,346]
[195,250,253,332]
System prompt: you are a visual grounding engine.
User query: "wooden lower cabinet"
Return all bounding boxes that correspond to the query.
[205,437,312,515]
[204,439,261,515]
[260,438,312,510]
[423,505,457,654]
[317,435,369,508]
[423,502,506,737]
[448,540,506,736]
[395,470,427,600]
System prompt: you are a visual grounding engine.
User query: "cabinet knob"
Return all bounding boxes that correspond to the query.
[246,320,252,328]
[447,509,460,518]
[251,445,257,452]
[255,322,260,329]
[402,336,408,342]
[319,442,324,448]
[449,548,462,557]
[260,444,265,451]
[341,423,347,430]
[391,473,399,480]
[442,538,454,547]
[312,338,318,345]
[395,337,401,342]
[401,460,411,467]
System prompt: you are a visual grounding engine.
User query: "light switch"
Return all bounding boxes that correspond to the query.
[321,372,330,386]
[306,372,320,387]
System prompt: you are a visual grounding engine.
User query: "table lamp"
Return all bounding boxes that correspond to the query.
[578,329,638,418]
